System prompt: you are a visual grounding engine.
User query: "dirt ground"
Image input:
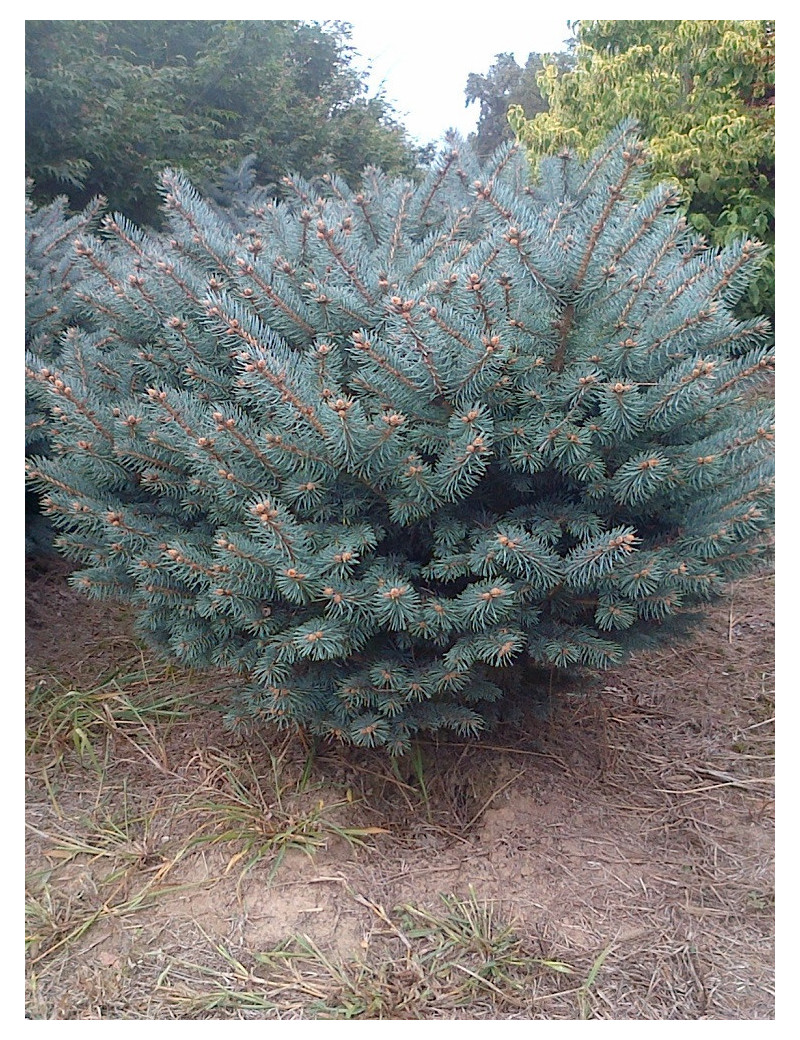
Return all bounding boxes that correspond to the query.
[25,559,775,1020]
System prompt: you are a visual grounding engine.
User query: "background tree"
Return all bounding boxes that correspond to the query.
[464,48,575,159]
[26,20,427,227]
[508,20,775,319]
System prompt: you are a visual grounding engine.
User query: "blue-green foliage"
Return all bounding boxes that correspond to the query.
[25,188,105,449]
[27,123,774,751]
[25,187,105,553]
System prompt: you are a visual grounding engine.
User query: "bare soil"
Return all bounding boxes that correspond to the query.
[25,560,775,1019]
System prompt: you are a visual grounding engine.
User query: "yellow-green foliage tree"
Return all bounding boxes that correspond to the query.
[509,20,775,319]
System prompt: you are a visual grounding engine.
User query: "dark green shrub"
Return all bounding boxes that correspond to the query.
[27,124,774,751]
[25,20,428,228]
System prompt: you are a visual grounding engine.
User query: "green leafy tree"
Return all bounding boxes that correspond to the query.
[27,126,774,751]
[25,20,426,227]
[465,48,575,159]
[508,20,775,319]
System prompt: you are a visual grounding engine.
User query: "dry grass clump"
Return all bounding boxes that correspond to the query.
[25,562,774,1019]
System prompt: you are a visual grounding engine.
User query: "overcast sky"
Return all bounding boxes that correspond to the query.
[346,19,574,145]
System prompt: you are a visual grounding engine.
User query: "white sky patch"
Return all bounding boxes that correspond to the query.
[346,19,574,145]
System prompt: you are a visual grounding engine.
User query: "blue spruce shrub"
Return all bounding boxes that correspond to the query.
[27,124,774,751]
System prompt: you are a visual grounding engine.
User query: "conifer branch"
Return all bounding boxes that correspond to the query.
[457,335,504,393]
[68,331,93,392]
[262,432,329,468]
[235,258,318,338]
[464,272,496,334]
[116,447,186,476]
[663,254,713,310]
[616,226,683,326]
[391,298,445,396]
[572,148,642,296]
[425,305,480,356]
[349,331,421,393]
[25,466,87,502]
[476,245,503,282]
[473,179,513,221]
[27,366,115,442]
[488,143,522,182]
[576,124,640,195]
[713,354,774,396]
[298,208,312,266]
[609,192,683,271]
[706,244,764,301]
[497,272,515,320]
[233,350,327,438]
[137,582,196,600]
[385,188,413,269]
[409,212,471,278]
[417,151,459,223]
[73,239,129,302]
[700,322,772,355]
[719,425,775,457]
[502,227,555,292]
[73,291,126,326]
[249,499,302,563]
[161,182,239,280]
[144,388,202,441]
[165,323,229,393]
[156,261,205,309]
[353,192,380,245]
[645,306,718,356]
[315,219,375,304]
[40,196,105,257]
[162,545,228,581]
[551,303,575,374]
[102,216,151,262]
[210,411,282,478]
[645,359,718,419]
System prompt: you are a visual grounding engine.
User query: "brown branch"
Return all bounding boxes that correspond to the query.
[161,179,238,279]
[409,212,470,278]
[395,302,445,396]
[417,152,458,223]
[550,303,575,373]
[205,305,326,437]
[713,355,774,396]
[316,220,375,305]
[26,367,115,442]
[210,411,282,478]
[577,131,639,196]
[609,190,682,271]
[503,228,555,290]
[572,150,641,295]
[645,306,717,356]
[700,322,772,355]
[425,305,479,356]
[25,466,85,501]
[235,258,317,338]
[349,331,421,393]
[156,261,205,309]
